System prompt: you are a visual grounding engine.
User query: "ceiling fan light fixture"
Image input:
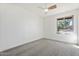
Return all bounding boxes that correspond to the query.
[44,9,48,12]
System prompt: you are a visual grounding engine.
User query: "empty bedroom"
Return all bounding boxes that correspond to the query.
[0,3,79,56]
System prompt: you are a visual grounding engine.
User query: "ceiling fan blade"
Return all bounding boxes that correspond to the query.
[48,4,57,10]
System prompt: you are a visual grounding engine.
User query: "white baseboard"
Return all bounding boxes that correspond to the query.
[44,37,76,45]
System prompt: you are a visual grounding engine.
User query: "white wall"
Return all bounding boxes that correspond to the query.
[77,10,79,45]
[0,4,43,52]
[44,9,78,44]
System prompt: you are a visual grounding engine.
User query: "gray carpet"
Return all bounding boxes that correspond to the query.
[1,38,79,56]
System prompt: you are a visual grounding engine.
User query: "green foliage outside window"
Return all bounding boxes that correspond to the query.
[57,16,73,32]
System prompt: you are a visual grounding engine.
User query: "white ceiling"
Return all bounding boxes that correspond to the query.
[11,3,79,16]
[47,3,79,15]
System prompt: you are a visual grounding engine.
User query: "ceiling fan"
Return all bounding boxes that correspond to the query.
[38,4,57,14]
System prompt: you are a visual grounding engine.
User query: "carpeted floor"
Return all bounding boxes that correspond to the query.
[1,38,79,56]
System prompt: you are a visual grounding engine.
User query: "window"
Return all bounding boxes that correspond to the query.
[57,15,74,34]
